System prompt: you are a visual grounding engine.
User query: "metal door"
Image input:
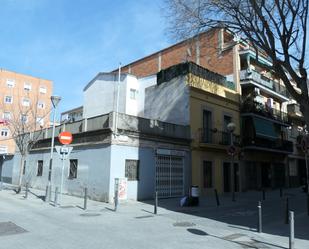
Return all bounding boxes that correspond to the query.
[155,155,184,198]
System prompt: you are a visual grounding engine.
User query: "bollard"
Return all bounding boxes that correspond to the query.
[257,201,262,233]
[289,211,294,249]
[154,191,158,214]
[262,189,266,201]
[214,189,220,206]
[48,185,52,203]
[83,187,88,210]
[54,187,59,207]
[114,190,118,212]
[285,198,289,224]
[24,183,29,199]
[45,185,49,202]
[280,188,283,198]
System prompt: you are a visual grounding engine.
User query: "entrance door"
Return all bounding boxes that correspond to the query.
[298,160,307,186]
[156,155,184,198]
[223,162,239,192]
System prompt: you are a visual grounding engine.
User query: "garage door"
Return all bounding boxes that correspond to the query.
[155,155,184,198]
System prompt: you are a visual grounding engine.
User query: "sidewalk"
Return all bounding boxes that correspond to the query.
[0,186,309,249]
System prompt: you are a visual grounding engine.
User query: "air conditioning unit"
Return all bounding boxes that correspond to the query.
[254,87,260,95]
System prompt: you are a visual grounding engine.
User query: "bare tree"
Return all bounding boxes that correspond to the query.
[164,0,309,126]
[0,93,51,191]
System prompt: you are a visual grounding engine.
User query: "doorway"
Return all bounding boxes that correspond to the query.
[223,162,239,192]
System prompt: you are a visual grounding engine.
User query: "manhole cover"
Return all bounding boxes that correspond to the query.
[0,222,27,237]
[173,221,196,227]
[80,213,101,217]
[135,215,154,219]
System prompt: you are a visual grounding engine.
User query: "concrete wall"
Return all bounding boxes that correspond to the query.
[8,145,112,202]
[83,74,127,119]
[137,75,157,116]
[109,145,156,202]
[144,76,190,125]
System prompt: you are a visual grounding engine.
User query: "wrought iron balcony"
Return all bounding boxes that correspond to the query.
[199,128,240,145]
[242,137,293,153]
[240,70,288,97]
[241,100,289,124]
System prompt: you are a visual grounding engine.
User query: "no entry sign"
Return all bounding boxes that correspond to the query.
[58,131,73,145]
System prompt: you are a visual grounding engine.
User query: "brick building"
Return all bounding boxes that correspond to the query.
[0,69,52,155]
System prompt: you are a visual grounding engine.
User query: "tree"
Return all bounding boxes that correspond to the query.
[164,0,309,127]
[0,94,50,191]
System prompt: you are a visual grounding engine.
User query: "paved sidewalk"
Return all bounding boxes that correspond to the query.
[0,186,309,249]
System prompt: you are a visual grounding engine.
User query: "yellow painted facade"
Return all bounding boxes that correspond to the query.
[186,74,241,194]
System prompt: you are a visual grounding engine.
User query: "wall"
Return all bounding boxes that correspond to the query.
[83,74,128,119]
[10,144,112,202]
[0,155,14,183]
[117,29,235,78]
[109,144,156,202]
[136,75,157,116]
[144,76,190,125]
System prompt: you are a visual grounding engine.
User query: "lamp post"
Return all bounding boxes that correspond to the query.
[47,95,61,202]
[227,122,236,202]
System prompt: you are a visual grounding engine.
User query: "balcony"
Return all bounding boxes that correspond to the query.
[239,70,288,99]
[242,137,293,153]
[287,103,303,119]
[199,128,240,145]
[241,100,289,125]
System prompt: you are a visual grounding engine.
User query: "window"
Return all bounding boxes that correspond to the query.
[37,160,43,176]
[1,128,9,137]
[24,83,31,91]
[3,112,11,120]
[203,161,213,188]
[125,159,139,181]
[6,79,15,87]
[37,101,45,109]
[130,89,138,100]
[4,96,13,104]
[202,110,212,143]
[69,159,78,179]
[39,86,47,94]
[36,117,44,126]
[20,114,28,123]
[22,98,30,106]
[223,115,232,144]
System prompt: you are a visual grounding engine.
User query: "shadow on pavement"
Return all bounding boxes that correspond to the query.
[141,188,309,241]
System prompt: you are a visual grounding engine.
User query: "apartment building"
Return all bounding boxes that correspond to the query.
[0,69,52,155]
[111,27,304,191]
[144,62,240,194]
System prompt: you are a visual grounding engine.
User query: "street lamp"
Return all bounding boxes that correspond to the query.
[227,122,236,202]
[47,95,61,202]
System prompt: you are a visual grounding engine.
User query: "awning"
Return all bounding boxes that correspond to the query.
[253,117,278,140]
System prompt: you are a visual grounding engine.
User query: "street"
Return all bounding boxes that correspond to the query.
[1,186,309,249]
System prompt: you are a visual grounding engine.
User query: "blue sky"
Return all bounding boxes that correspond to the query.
[0,0,170,114]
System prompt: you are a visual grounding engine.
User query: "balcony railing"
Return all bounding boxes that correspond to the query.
[242,137,293,153]
[240,70,288,97]
[199,128,240,145]
[241,100,289,124]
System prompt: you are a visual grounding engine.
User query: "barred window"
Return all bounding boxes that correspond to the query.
[37,160,43,176]
[69,159,78,179]
[125,160,139,181]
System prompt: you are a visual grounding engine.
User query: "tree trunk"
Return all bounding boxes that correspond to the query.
[17,155,25,190]
[300,102,309,130]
